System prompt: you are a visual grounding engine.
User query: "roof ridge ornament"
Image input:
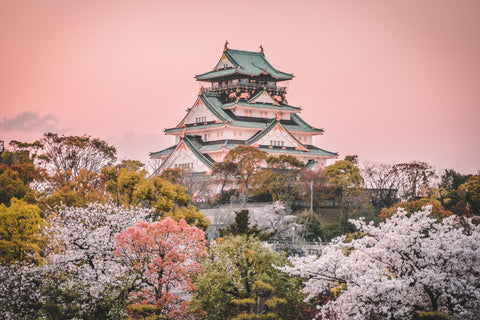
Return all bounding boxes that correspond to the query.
[224,40,229,51]
[259,44,264,54]
[199,86,204,95]
[275,112,281,121]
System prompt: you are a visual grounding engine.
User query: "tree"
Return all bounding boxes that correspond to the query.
[0,198,43,265]
[392,161,437,201]
[324,158,363,191]
[255,155,305,206]
[458,175,480,215]
[44,168,106,208]
[190,236,312,320]
[219,209,274,241]
[361,162,401,210]
[114,218,207,319]
[41,202,152,319]
[223,145,268,201]
[380,198,452,221]
[282,206,480,319]
[297,209,325,242]
[211,161,237,201]
[41,132,117,177]
[248,201,301,242]
[0,169,33,206]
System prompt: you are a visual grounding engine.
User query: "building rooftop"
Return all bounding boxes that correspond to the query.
[195,48,293,81]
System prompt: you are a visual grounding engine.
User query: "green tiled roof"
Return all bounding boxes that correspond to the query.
[246,119,308,150]
[223,101,300,112]
[257,145,338,157]
[195,49,293,81]
[182,136,214,168]
[149,145,176,157]
[165,93,321,134]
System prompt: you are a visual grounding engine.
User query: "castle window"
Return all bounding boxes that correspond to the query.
[270,140,284,147]
[175,163,193,170]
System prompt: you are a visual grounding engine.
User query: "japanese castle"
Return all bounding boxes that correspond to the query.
[150,43,337,174]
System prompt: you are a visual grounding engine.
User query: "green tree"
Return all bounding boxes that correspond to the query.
[458,175,480,215]
[223,145,268,201]
[219,209,274,240]
[190,236,311,320]
[0,198,44,265]
[0,169,33,206]
[380,198,452,221]
[297,210,325,242]
[211,161,237,201]
[256,155,305,206]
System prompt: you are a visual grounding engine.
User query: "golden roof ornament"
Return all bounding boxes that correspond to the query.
[259,44,264,54]
[198,86,204,95]
[224,40,229,51]
[275,112,281,121]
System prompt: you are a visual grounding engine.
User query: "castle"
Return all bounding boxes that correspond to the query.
[150,43,337,174]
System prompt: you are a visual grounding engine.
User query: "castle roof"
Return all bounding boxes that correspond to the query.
[166,92,323,134]
[195,49,293,81]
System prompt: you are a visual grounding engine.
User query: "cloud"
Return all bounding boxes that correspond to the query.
[0,112,61,132]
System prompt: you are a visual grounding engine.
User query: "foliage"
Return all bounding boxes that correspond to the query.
[361,161,401,210]
[162,205,210,231]
[211,161,237,200]
[42,202,151,319]
[392,161,437,201]
[0,169,33,205]
[324,158,363,190]
[380,198,452,221]
[0,198,44,265]
[223,145,268,201]
[458,175,480,215]
[189,236,311,320]
[45,168,106,208]
[219,209,274,241]
[297,210,325,242]
[115,217,207,319]
[248,201,301,241]
[41,132,117,177]
[159,168,184,185]
[0,202,152,319]
[282,206,480,319]
[253,155,305,206]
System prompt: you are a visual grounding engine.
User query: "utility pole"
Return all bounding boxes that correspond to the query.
[310,180,313,211]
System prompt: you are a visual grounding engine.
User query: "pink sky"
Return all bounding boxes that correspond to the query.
[1,0,479,174]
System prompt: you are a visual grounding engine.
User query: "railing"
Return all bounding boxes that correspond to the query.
[204,82,287,94]
[266,240,326,257]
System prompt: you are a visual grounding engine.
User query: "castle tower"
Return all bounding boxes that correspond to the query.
[150,43,337,174]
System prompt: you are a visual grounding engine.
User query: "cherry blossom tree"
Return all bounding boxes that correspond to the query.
[249,201,301,241]
[0,202,152,320]
[282,206,480,320]
[44,202,153,318]
[114,217,207,319]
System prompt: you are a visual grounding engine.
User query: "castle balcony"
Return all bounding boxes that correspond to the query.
[203,82,288,95]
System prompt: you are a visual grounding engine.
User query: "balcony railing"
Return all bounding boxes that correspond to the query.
[204,82,287,94]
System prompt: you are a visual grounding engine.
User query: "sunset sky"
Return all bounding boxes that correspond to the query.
[1,0,479,174]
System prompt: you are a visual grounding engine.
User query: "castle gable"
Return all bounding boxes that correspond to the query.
[159,138,212,173]
[250,121,308,151]
[248,90,279,105]
[180,96,222,126]
[214,53,235,70]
